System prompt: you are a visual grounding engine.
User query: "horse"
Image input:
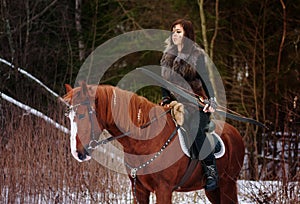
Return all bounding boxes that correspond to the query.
[63,81,245,204]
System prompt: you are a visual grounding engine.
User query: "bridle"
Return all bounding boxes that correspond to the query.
[65,98,172,150]
[65,98,110,150]
[65,96,176,204]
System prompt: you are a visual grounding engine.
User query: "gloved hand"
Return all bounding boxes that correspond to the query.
[208,97,217,110]
[203,97,217,112]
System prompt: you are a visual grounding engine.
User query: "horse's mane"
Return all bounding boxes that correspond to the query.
[63,84,173,139]
[95,85,171,138]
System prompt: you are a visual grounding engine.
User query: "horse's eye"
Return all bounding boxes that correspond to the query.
[78,114,85,120]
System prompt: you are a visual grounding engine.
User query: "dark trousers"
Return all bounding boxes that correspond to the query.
[184,108,215,163]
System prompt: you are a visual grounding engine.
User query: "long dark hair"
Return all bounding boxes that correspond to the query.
[170,19,195,53]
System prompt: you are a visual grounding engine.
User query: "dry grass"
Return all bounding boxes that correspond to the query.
[0,101,131,203]
[1,101,299,203]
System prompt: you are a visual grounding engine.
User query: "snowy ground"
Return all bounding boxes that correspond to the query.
[149,180,299,203]
[2,180,298,204]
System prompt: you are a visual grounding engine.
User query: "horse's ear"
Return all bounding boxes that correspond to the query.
[65,84,73,93]
[80,81,88,96]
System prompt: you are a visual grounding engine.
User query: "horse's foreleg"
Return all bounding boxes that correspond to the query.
[131,180,150,204]
[205,187,221,204]
[218,179,239,204]
[155,188,172,204]
[205,178,239,204]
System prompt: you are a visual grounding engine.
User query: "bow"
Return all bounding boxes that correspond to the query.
[137,68,267,129]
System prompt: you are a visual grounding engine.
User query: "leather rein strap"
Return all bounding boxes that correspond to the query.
[66,96,172,150]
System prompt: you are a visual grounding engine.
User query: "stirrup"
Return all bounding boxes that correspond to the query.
[203,162,219,191]
[205,176,218,191]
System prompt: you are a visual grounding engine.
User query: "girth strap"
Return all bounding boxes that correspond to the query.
[173,159,199,191]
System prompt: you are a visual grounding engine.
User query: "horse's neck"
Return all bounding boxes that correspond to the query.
[98,86,172,154]
[107,87,153,135]
[96,86,148,132]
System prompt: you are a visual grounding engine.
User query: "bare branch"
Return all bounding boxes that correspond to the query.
[116,0,143,30]
[12,0,58,33]
[75,0,85,61]
[2,0,15,63]
[198,0,208,53]
[0,91,69,134]
[209,0,219,61]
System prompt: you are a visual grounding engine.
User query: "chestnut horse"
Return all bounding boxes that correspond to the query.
[64,82,245,204]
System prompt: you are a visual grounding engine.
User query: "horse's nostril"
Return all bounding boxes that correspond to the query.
[77,151,86,161]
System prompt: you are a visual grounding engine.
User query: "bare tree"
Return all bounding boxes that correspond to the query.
[278,0,287,193]
[75,0,85,61]
[197,0,219,98]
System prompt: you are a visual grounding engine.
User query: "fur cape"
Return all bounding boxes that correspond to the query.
[160,37,211,99]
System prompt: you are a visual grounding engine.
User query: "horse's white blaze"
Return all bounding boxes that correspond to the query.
[68,109,91,162]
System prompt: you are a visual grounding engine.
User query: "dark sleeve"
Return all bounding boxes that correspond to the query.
[196,55,215,98]
[161,87,171,99]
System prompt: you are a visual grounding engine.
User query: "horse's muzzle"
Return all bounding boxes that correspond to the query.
[77,147,91,161]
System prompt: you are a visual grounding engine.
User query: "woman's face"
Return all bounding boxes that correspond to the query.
[172,24,184,47]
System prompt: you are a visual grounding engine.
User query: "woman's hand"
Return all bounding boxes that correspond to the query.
[203,105,215,113]
[159,97,171,106]
[203,97,217,113]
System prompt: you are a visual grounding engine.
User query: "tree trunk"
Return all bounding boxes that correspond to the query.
[198,0,219,99]
[75,0,85,61]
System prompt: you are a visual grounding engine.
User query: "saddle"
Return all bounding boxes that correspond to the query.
[169,101,225,159]
[169,102,225,190]
[178,121,225,160]
[174,122,225,190]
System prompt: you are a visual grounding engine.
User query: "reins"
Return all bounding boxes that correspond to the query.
[66,100,172,150]
[93,108,172,147]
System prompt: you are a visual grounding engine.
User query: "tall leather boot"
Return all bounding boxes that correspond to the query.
[202,152,219,191]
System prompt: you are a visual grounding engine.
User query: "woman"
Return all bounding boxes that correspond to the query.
[160,19,218,191]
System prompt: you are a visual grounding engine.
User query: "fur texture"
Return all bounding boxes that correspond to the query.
[160,37,208,98]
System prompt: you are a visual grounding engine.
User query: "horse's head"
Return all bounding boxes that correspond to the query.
[64,81,102,162]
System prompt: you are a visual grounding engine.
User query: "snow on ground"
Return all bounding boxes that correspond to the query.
[1,180,299,203]
[148,180,299,204]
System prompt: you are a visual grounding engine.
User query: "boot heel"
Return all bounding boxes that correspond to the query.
[202,157,219,191]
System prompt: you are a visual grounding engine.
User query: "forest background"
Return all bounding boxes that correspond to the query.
[0,0,299,203]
